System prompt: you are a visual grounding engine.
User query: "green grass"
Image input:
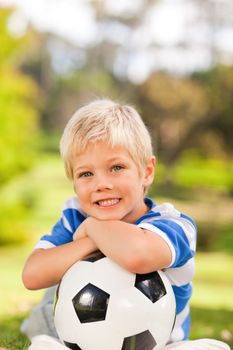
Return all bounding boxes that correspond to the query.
[0,314,29,350]
[192,252,233,311]
[191,307,233,342]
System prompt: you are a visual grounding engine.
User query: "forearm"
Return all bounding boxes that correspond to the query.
[22,237,97,290]
[85,218,172,273]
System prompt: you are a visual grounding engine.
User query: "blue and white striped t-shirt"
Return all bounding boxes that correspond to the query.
[35,196,197,343]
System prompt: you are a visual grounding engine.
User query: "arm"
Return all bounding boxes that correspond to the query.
[74,217,172,274]
[22,236,97,290]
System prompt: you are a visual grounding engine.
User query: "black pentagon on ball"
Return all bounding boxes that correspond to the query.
[121,330,156,350]
[64,341,82,350]
[82,251,105,262]
[72,283,110,323]
[135,271,166,303]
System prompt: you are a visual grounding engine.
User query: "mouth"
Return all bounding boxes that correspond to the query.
[95,198,121,207]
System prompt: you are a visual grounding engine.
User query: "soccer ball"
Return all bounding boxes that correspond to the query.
[54,252,176,350]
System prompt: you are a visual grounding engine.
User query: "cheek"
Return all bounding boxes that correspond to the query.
[75,187,86,198]
[74,182,85,199]
[121,178,143,196]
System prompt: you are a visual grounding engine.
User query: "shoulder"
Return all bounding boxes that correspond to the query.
[138,199,197,251]
[140,199,196,229]
[62,196,87,217]
[61,196,87,232]
[62,196,82,211]
[35,197,87,249]
[140,200,197,268]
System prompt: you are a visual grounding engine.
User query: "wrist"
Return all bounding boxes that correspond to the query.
[74,235,98,252]
[85,216,97,230]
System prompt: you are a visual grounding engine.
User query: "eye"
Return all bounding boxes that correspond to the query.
[111,165,124,172]
[78,171,93,178]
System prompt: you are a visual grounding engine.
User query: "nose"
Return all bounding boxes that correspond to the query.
[94,174,113,192]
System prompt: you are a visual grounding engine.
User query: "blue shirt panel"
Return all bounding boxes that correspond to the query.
[172,284,193,314]
[63,208,86,232]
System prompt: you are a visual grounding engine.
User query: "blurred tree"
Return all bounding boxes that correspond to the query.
[0,8,40,245]
[42,67,121,131]
[20,32,122,136]
[0,8,39,184]
[135,72,208,164]
[193,65,233,158]
[12,0,233,166]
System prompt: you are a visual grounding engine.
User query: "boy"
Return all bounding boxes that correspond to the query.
[22,99,229,350]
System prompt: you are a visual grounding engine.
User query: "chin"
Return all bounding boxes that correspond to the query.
[93,213,123,221]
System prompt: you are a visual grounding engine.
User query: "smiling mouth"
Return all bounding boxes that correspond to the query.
[96,198,121,207]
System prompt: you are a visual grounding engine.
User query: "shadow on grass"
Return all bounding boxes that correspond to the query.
[191,306,233,348]
[0,307,232,349]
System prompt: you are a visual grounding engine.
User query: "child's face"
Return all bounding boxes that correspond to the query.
[72,141,155,223]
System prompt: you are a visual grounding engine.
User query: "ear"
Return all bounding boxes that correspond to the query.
[143,156,156,188]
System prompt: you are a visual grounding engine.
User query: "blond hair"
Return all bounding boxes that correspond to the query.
[60,99,153,180]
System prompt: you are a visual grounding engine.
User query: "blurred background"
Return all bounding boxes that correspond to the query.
[0,0,232,349]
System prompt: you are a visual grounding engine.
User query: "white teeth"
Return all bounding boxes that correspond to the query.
[98,199,119,207]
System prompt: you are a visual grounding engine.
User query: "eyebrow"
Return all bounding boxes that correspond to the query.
[74,156,129,173]
[107,156,129,163]
[74,165,92,173]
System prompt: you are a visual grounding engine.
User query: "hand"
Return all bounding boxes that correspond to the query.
[73,220,87,241]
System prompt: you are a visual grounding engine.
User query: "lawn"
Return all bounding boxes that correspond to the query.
[0,154,232,349]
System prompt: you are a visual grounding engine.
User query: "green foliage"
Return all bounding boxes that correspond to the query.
[0,190,36,246]
[0,153,72,246]
[137,72,208,165]
[174,151,233,192]
[0,69,38,183]
[0,202,28,246]
[0,8,39,185]
[213,224,233,254]
[40,67,120,132]
[195,222,233,254]
[0,162,39,246]
[150,151,233,200]
[38,132,60,153]
[193,65,233,153]
[0,8,40,246]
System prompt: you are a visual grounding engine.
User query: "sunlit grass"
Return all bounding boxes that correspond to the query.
[191,252,233,312]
